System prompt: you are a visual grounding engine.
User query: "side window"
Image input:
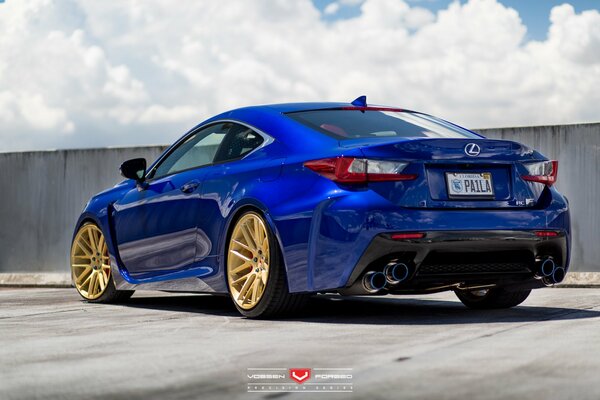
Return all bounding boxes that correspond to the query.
[151,123,228,179]
[213,123,264,163]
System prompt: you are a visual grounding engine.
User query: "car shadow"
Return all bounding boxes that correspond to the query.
[120,292,600,325]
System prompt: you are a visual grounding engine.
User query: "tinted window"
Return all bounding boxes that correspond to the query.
[213,123,264,163]
[286,110,479,140]
[151,123,228,179]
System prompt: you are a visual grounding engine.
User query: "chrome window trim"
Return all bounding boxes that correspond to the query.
[145,119,274,181]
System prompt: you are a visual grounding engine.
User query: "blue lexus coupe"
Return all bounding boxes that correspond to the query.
[70,96,570,317]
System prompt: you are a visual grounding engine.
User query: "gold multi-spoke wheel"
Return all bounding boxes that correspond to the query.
[227,212,270,310]
[71,223,112,300]
[226,211,308,318]
[70,223,134,302]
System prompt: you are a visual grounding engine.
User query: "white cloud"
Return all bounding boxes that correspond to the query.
[0,0,599,151]
[17,93,74,133]
[137,105,199,125]
[324,3,340,15]
[548,4,600,65]
[404,6,435,29]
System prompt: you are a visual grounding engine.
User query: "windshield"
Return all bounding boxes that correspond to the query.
[286,109,480,140]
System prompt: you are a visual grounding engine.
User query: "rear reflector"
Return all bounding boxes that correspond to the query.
[522,160,558,186]
[391,232,425,240]
[535,231,559,237]
[304,157,417,183]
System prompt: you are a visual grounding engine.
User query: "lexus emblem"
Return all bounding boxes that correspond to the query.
[464,143,481,157]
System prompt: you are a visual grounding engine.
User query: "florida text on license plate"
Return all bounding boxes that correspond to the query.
[446,172,494,197]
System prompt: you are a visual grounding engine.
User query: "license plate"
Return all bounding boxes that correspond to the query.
[446,172,494,197]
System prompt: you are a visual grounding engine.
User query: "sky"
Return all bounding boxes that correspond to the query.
[0,0,599,152]
[315,0,600,40]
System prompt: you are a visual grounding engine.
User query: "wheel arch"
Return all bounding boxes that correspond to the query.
[221,200,290,290]
[72,213,103,243]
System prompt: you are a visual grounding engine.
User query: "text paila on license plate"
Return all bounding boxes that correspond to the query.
[446,172,494,197]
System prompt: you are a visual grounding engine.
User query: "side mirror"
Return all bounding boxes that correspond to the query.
[120,158,147,182]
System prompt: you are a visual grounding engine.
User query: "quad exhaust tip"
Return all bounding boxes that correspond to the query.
[540,259,555,277]
[362,271,387,293]
[551,266,566,284]
[362,262,411,293]
[536,257,566,285]
[384,262,410,285]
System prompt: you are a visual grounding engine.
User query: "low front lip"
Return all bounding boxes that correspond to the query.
[345,229,568,288]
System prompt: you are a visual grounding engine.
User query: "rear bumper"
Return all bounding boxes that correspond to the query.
[281,187,570,293]
[344,230,568,291]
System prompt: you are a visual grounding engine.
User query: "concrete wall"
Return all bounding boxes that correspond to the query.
[0,146,166,274]
[0,122,598,275]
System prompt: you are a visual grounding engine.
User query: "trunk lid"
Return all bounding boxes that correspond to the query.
[357,138,547,209]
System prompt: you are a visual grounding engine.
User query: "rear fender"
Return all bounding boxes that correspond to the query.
[221,200,293,291]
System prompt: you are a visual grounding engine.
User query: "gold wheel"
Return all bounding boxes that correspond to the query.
[70,223,111,300]
[227,212,270,310]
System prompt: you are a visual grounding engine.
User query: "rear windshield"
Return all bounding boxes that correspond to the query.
[286,109,479,140]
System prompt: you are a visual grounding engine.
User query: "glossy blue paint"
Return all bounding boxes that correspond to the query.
[359,137,547,209]
[73,101,571,294]
[112,168,209,276]
[351,95,367,107]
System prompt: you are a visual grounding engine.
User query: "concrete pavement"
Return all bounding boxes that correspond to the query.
[1,288,600,400]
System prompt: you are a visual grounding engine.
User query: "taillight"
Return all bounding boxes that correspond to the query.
[522,160,558,186]
[303,157,416,183]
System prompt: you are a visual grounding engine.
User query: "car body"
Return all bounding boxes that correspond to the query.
[70,97,571,317]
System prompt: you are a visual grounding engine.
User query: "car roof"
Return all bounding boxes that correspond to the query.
[188,100,408,154]
[203,104,347,150]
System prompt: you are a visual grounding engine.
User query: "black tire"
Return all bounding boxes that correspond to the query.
[86,279,135,304]
[455,287,531,309]
[226,211,309,318]
[71,222,135,304]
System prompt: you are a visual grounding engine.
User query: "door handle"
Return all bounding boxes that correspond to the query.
[180,180,200,194]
